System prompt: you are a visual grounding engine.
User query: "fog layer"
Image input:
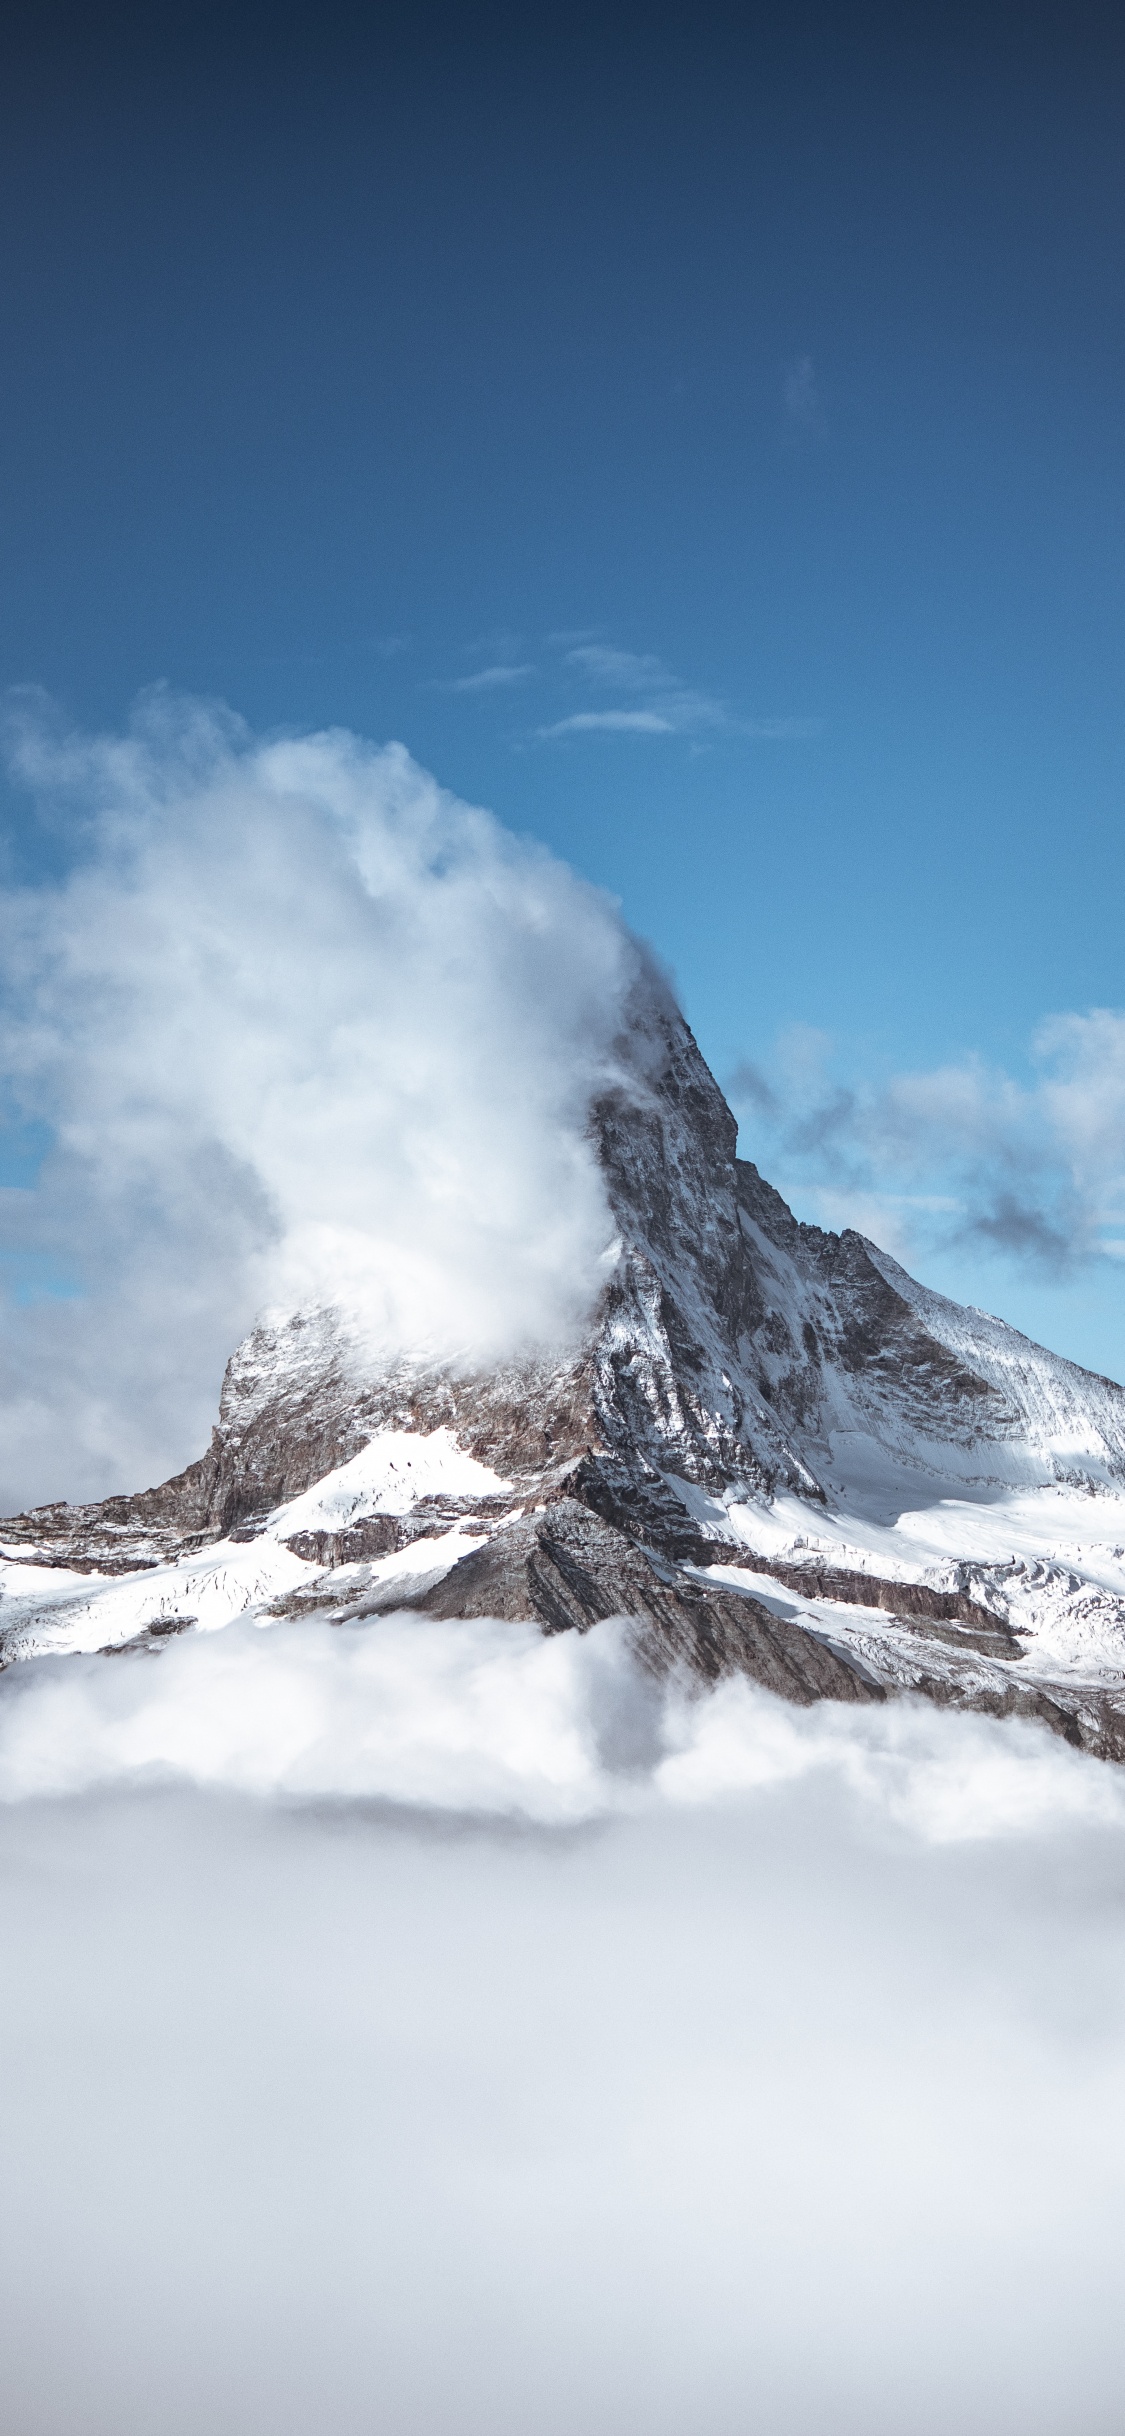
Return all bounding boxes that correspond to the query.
[3,1626,1125,2436]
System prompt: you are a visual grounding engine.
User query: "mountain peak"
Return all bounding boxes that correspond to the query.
[3,1002,1125,1758]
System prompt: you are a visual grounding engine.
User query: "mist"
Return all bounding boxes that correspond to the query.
[3,1622,1125,2436]
[0,691,639,1511]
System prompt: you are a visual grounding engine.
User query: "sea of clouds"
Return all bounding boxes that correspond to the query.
[0,689,644,1511]
[3,1619,1125,2436]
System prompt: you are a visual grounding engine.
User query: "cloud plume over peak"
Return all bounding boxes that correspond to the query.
[0,692,643,1510]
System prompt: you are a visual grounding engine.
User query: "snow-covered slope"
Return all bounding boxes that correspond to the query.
[863,1242,1125,1487]
[3,984,1124,1756]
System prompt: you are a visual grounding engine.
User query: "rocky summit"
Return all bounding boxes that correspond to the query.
[3,985,1125,1756]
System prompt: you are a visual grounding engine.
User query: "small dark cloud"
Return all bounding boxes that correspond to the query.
[787,1086,859,1163]
[727,1061,779,1118]
[958,1192,1076,1275]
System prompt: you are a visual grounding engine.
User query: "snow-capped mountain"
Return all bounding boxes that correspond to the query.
[3,984,1125,1755]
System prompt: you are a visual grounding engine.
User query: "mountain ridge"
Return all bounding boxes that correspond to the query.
[3,989,1125,1756]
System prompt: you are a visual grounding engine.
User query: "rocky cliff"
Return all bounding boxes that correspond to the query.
[3,986,1125,1753]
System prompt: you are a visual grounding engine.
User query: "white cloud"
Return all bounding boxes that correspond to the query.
[0,691,646,1510]
[558,642,727,735]
[564,644,672,690]
[448,663,535,692]
[1036,1007,1125,1181]
[4,1627,1125,2433]
[538,709,676,737]
[0,1608,1118,1838]
[542,642,818,744]
[732,1010,1125,1276]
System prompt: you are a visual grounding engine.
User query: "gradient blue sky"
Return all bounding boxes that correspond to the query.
[3,1,1124,1374]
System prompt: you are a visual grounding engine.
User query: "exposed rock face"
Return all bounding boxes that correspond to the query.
[414,1498,878,1703]
[3,984,1125,1753]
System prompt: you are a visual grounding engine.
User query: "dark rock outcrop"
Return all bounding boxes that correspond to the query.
[411,1498,880,1702]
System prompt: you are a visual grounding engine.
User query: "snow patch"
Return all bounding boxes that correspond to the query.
[273,1427,510,1535]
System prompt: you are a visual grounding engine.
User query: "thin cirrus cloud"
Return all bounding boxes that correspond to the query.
[565,645,673,689]
[537,642,820,743]
[424,662,536,694]
[448,663,536,693]
[539,708,678,737]
[729,1011,1125,1276]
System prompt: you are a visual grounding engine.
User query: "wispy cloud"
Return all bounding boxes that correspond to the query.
[565,646,671,690]
[449,663,535,694]
[729,1012,1125,1277]
[539,709,675,738]
[536,640,817,745]
[563,643,725,733]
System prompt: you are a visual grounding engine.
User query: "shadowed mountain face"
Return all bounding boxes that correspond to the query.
[4,989,1125,1751]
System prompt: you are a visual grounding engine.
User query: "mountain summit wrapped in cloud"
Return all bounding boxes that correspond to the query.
[4,966,1125,1758]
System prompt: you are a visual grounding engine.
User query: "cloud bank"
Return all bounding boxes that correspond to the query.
[3,1609,1120,1838]
[0,692,642,1511]
[3,1625,1125,2436]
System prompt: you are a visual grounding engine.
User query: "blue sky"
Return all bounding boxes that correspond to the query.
[2,1,1124,1378]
